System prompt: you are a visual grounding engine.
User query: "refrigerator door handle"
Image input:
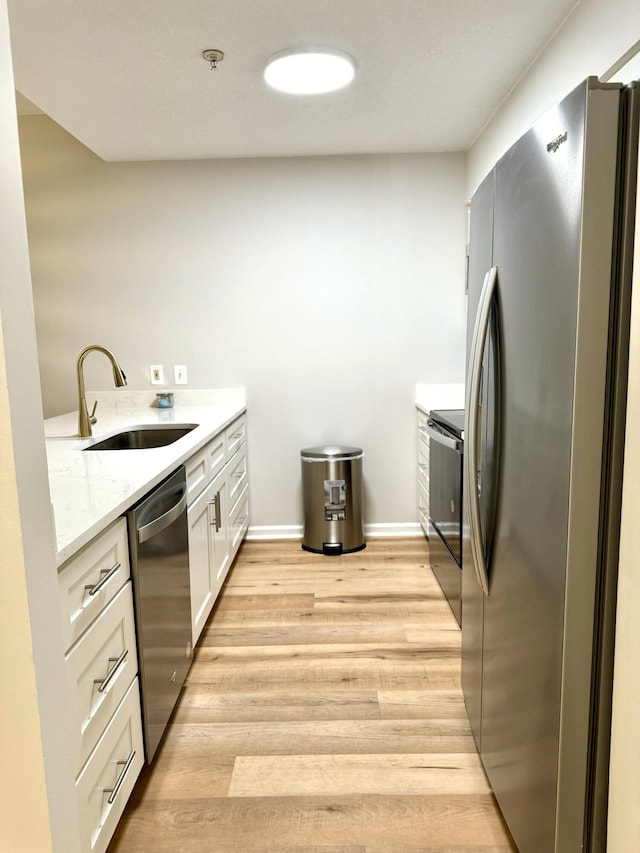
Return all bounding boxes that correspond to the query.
[465,265,498,596]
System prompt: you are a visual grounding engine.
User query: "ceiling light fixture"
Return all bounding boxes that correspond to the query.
[263,47,355,95]
[202,49,224,70]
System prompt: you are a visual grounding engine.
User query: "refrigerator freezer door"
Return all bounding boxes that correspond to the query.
[462,169,494,749]
[477,80,622,853]
[480,81,585,853]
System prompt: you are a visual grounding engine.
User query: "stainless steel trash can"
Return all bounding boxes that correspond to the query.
[301,445,365,555]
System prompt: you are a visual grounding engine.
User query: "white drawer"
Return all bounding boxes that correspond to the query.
[229,484,249,558]
[417,440,429,492]
[186,431,226,504]
[58,518,131,651]
[65,582,138,773]
[185,445,209,504]
[417,409,430,448]
[228,444,248,510]
[76,678,144,853]
[418,481,430,536]
[205,430,226,480]
[226,413,246,459]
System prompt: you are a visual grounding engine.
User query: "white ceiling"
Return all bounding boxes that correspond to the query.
[8,0,579,162]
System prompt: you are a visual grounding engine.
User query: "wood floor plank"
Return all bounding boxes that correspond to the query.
[107,539,516,853]
[378,690,469,720]
[127,754,234,801]
[173,688,381,723]
[193,638,462,663]
[228,754,492,797]
[197,624,409,647]
[159,718,477,757]
[366,847,515,852]
[110,794,513,850]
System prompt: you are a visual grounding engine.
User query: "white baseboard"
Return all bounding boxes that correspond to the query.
[245,525,303,541]
[365,522,423,538]
[245,522,423,541]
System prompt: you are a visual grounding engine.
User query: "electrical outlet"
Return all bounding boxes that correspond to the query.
[174,364,188,385]
[150,364,164,385]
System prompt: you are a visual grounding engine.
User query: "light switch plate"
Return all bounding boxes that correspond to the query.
[150,364,164,385]
[174,365,188,384]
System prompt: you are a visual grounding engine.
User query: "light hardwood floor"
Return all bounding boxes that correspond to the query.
[108,539,516,852]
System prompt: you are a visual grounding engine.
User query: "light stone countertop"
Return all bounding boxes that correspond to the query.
[45,388,246,567]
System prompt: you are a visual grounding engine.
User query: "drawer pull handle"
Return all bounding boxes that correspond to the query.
[235,470,245,480]
[231,431,243,439]
[235,515,247,526]
[84,562,121,597]
[94,649,129,693]
[419,506,428,518]
[208,494,222,531]
[418,424,428,433]
[104,749,136,805]
[418,463,428,472]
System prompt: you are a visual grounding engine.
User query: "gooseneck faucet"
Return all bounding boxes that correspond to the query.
[76,345,127,437]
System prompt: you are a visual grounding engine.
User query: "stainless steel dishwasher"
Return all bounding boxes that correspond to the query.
[127,466,192,761]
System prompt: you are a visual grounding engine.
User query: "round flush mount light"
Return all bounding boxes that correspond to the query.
[263,47,355,95]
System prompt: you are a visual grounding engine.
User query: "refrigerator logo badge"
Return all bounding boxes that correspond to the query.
[547,131,568,154]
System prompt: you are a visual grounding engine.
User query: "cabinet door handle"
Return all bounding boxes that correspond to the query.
[104,749,136,804]
[214,492,222,532]
[84,562,121,598]
[208,498,217,527]
[94,649,129,693]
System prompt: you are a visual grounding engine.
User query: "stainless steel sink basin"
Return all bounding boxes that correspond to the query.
[82,424,198,451]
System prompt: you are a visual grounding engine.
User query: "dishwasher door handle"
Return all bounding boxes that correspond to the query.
[426,420,463,453]
[137,488,188,545]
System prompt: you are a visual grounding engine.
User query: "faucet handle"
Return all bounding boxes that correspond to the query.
[89,400,98,425]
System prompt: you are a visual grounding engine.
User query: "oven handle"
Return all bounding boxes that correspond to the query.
[425,420,463,453]
[465,265,498,596]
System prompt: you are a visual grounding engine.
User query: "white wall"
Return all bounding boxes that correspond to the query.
[466,0,640,846]
[467,0,640,195]
[19,116,467,530]
[0,2,80,849]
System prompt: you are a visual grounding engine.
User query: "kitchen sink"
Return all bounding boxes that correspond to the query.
[82,424,198,451]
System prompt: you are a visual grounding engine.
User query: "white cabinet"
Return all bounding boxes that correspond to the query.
[187,412,249,646]
[188,467,230,642]
[65,582,139,771]
[58,518,143,853]
[417,408,430,535]
[75,679,144,853]
[57,517,130,650]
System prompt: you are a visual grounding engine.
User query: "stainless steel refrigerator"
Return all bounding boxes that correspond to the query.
[463,77,639,852]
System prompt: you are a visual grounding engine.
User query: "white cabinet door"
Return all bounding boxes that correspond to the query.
[210,467,230,599]
[185,415,249,646]
[187,478,216,645]
[229,484,249,560]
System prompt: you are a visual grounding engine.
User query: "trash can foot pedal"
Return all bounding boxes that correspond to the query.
[322,542,343,556]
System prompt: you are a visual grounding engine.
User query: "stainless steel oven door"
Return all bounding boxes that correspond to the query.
[427,418,463,564]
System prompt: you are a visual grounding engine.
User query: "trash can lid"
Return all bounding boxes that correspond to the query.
[301,445,363,460]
